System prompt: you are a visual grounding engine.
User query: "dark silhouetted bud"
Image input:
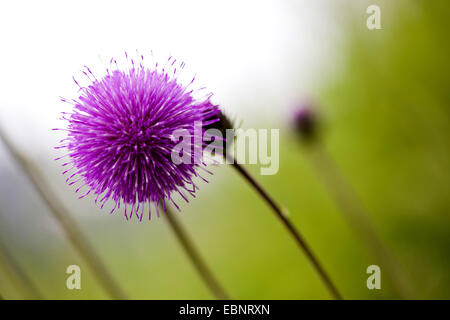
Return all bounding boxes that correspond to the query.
[204,109,236,155]
[293,106,319,143]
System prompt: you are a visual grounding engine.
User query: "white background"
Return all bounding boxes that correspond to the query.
[0,0,342,154]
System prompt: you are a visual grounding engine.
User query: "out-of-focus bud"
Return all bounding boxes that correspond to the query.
[293,105,319,144]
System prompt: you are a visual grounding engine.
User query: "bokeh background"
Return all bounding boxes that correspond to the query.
[0,0,449,299]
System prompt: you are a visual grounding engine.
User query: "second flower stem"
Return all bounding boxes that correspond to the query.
[0,237,42,299]
[164,207,229,300]
[306,142,411,298]
[0,127,127,300]
[228,154,342,300]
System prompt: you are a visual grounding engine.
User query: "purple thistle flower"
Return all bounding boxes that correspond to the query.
[55,54,219,221]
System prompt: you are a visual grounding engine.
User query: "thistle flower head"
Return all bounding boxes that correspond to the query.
[56,54,219,220]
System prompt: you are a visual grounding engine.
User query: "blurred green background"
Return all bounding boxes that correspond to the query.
[0,0,449,299]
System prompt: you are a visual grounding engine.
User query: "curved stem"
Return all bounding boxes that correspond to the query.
[164,207,229,300]
[228,154,342,300]
[0,127,127,300]
[307,142,412,298]
[0,238,42,299]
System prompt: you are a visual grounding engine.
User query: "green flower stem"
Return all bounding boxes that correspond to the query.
[306,141,412,298]
[164,206,229,300]
[0,238,42,299]
[228,153,342,300]
[0,127,128,300]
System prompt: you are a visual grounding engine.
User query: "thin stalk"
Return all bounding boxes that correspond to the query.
[164,206,229,300]
[0,239,42,299]
[227,153,342,300]
[306,141,412,298]
[0,127,127,300]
